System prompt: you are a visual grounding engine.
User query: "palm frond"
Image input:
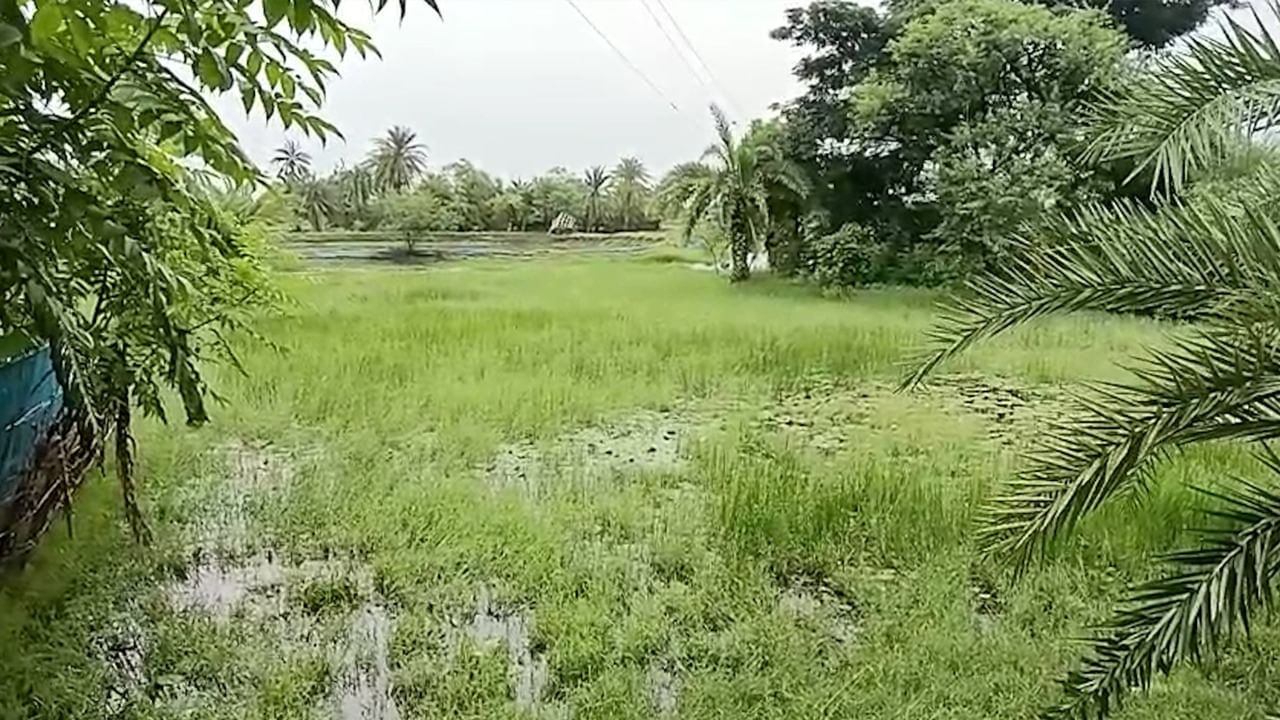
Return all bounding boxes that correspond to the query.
[983,324,1280,566]
[681,183,715,241]
[710,103,734,158]
[1050,469,1280,718]
[767,156,810,200]
[905,195,1280,389]
[1086,0,1280,196]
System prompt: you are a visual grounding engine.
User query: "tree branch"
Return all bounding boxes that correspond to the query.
[27,8,171,159]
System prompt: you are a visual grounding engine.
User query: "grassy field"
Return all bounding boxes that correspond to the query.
[1,255,1277,719]
[286,230,668,244]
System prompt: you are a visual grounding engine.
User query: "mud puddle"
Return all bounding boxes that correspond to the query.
[98,441,405,719]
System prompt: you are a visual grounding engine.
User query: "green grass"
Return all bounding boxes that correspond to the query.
[286,229,667,244]
[1,256,1276,719]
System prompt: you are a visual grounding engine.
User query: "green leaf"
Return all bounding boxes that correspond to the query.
[280,72,295,99]
[292,0,313,32]
[245,49,262,76]
[196,50,230,91]
[263,0,288,28]
[29,3,64,45]
[265,62,282,88]
[0,23,21,48]
[225,42,244,66]
[66,16,90,53]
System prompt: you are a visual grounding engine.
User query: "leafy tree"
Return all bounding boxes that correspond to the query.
[444,159,501,230]
[1034,0,1230,48]
[501,179,532,231]
[528,168,586,231]
[381,188,459,252]
[368,125,427,193]
[583,166,611,232]
[272,140,312,186]
[0,0,438,540]
[907,5,1280,716]
[789,0,1125,283]
[769,0,1216,285]
[663,106,808,282]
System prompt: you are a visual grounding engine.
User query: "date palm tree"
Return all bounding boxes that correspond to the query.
[367,125,427,194]
[612,156,650,231]
[271,140,311,186]
[907,5,1280,717]
[663,105,807,281]
[298,178,334,231]
[583,166,611,232]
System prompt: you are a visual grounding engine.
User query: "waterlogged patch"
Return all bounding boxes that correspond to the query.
[754,373,1075,455]
[444,586,564,716]
[183,440,305,554]
[927,372,1074,445]
[166,551,288,621]
[647,659,682,717]
[335,604,401,720]
[107,440,407,719]
[484,409,701,489]
[777,576,860,647]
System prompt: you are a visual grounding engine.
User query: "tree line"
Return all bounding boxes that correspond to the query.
[269,129,660,235]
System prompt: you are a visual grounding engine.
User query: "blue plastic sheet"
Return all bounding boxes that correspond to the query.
[0,344,64,500]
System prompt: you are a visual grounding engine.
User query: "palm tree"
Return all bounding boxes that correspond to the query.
[332,163,375,228]
[583,166,611,232]
[907,5,1280,717]
[612,156,651,231]
[664,105,808,281]
[298,178,334,231]
[271,140,311,186]
[367,125,427,194]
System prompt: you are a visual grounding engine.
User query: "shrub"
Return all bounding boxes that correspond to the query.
[805,222,890,287]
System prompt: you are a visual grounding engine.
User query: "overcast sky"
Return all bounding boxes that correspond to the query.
[215,0,809,179]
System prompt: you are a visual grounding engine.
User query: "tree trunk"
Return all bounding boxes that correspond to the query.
[730,212,750,282]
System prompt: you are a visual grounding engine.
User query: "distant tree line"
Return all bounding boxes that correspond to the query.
[268,128,660,236]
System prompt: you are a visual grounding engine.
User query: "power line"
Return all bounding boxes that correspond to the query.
[648,0,745,121]
[562,0,680,113]
[636,0,721,114]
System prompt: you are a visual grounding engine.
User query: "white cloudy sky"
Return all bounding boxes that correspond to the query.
[215,0,810,179]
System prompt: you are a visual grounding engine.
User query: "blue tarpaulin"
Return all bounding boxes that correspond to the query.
[0,343,64,500]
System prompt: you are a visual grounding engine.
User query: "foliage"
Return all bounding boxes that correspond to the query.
[768,0,1166,287]
[907,3,1280,716]
[1032,0,1231,48]
[611,156,651,231]
[927,108,1104,277]
[1086,3,1280,198]
[662,106,808,282]
[583,166,610,232]
[805,222,888,287]
[0,0,437,538]
[272,140,312,186]
[378,184,465,249]
[367,125,428,194]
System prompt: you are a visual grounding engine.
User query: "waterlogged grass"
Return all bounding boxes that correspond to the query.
[2,257,1277,719]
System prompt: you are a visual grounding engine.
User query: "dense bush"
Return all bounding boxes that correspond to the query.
[805,222,889,287]
[768,0,1132,287]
